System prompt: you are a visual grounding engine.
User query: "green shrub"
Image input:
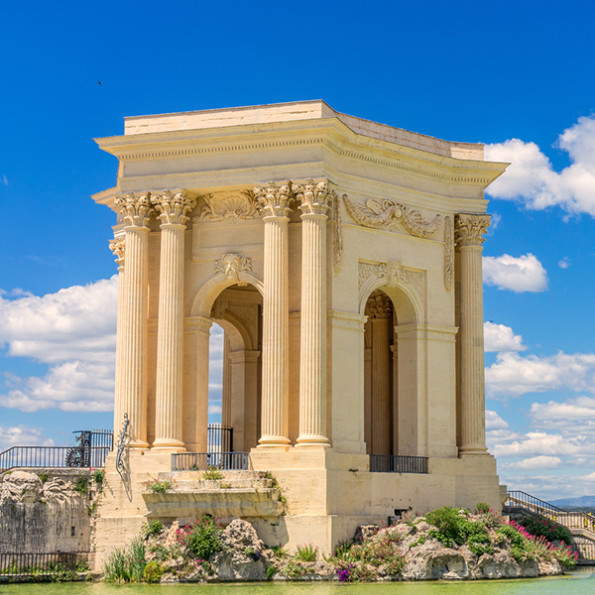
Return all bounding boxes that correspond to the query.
[177,516,222,560]
[266,565,277,580]
[271,545,287,558]
[141,520,164,539]
[296,544,318,562]
[426,506,492,554]
[93,469,105,485]
[148,479,173,493]
[476,502,490,514]
[143,560,165,583]
[203,466,224,480]
[75,476,88,494]
[283,559,308,578]
[38,473,49,483]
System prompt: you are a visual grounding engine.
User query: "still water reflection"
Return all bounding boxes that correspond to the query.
[1,570,594,595]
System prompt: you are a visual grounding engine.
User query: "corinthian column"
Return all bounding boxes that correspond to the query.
[455,213,491,456]
[151,190,196,450]
[295,179,333,447]
[254,182,293,447]
[109,236,125,441]
[113,193,153,448]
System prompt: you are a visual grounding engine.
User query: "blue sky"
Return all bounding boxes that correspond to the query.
[1,0,595,500]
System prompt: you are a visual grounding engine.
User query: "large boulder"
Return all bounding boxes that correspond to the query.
[211,519,272,580]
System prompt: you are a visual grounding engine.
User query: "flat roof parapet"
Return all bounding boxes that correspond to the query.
[123,100,484,161]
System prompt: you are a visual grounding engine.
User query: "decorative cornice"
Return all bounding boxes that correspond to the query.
[254,181,294,218]
[454,214,491,248]
[443,216,454,291]
[195,190,261,223]
[109,238,125,266]
[294,178,334,216]
[151,190,196,226]
[214,253,253,286]
[343,195,441,238]
[114,192,154,228]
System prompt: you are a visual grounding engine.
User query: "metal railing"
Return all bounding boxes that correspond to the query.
[0,446,111,472]
[207,423,233,453]
[0,429,113,472]
[0,552,86,574]
[172,451,248,472]
[369,454,428,474]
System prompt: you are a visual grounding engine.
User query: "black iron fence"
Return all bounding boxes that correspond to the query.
[207,424,233,453]
[0,429,113,472]
[0,552,86,574]
[172,451,248,471]
[370,454,429,474]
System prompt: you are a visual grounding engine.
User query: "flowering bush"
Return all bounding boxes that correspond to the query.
[176,516,222,560]
[521,515,573,545]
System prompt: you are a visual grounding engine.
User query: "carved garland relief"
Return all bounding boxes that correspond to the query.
[195,190,261,223]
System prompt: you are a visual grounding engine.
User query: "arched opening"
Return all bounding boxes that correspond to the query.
[208,283,262,452]
[364,289,397,456]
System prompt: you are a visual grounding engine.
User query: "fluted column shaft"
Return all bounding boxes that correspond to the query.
[109,237,126,439]
[455,213,491,456]
[152,191,195,450]
[295,180,333,447]
[114,193,153,448]
[255,182,292,447]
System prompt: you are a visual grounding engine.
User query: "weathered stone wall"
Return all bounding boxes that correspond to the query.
[0,470,99,562]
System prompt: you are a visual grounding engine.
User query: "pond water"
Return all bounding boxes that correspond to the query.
[1,570,595,595]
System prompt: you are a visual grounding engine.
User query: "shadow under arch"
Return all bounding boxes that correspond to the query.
[359,277,420,325]
[191,271,264,318]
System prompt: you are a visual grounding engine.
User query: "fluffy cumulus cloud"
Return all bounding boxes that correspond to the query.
[484,322,526,352]
[483,253,548,293]
[530,396,595,432]
[507,456,562,471]
[0,277,118,412]
[485,115,595,217]
[0,425,54,450]
[486,351,595,398]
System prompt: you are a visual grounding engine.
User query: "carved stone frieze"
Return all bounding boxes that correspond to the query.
[214,253,253,286]
[294,179,334,216]
[195,190,261,223]
[454,214,491,248]
[359,260,424,311]
[109,237,125,266]
[254,181,293,217]
[332,195,345,274]
[151,190,196,226]
[114,192,154,227]
[343,195,441,238]
[443,216,454,291]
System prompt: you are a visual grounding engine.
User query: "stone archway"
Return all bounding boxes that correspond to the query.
[210,284,263,452]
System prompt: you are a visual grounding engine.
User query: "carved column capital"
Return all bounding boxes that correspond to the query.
[455,214,491,248]
[151,190,196,226]
[109,237,125,266]
[254,181,293,218]
[114,192,154,228]
[294,178,334,216]
[365,290,393,319]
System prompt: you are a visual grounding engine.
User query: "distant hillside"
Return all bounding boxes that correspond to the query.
[550,495,595,509]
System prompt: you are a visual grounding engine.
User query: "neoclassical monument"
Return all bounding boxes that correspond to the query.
[93,101,507,558]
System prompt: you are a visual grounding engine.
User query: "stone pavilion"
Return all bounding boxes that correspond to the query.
[92,101,507,560]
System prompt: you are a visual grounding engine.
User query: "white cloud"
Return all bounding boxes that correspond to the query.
[486,351,595,398]
[530,396,595,432]
[208,404,222,415]
[0,425,54,450]
[484,322,526,352]
[483,253,548,293]
[558,257,570,269]
[0,277,118,412]
[493,431,591,458]
[0,276,118,363]
[507,456,562,471]
[485,410,509,431]
[1,174,7,186]
[485,115,595,217]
